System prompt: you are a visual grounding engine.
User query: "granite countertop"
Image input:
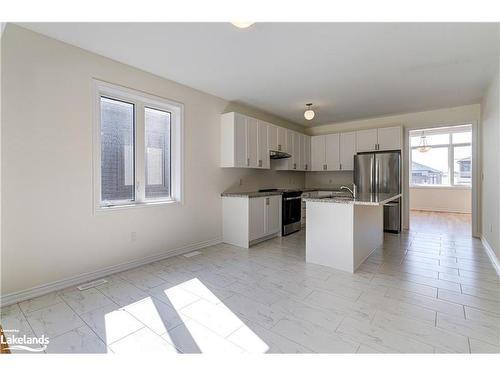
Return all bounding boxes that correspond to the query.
[220,187,350,198]
[303,193,402,206]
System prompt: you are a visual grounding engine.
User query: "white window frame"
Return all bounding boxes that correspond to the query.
[93,80,183,212]
[409,125,472,189]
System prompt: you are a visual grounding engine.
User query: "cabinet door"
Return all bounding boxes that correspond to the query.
[286,130,295,169]
[299,134,305,171]
[249,198,266,241]
[293,132,301,170]
[246,117,258,167]
[311,135,326,171]
[277,127,287,152]
[377,126,402,150]
[304,135,311,171]
[258,122,269,169]
[356,129,378,152]
[233,113,247,167]
[265,196,281,235]
[339,132,356,171]
[267,123,278,151]
[325,133,340,171]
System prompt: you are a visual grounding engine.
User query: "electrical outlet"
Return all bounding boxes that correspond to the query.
[131,231,137,242]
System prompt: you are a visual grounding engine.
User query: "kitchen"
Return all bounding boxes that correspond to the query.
[1,21,498,357]
[220,111,401,272]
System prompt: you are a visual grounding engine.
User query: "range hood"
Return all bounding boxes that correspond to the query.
[270,150,291,159]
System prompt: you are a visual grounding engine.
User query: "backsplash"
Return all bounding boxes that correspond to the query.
[305,170,354,189]
[221,169,306,193]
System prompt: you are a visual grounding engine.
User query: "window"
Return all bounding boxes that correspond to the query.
[94,81,183,210]
[410,125,472,188]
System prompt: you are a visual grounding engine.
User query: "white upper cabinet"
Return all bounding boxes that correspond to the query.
[311,134,340,171]
[339,132,356,170]
[325,133,340,171]
[277,127,287,153]
[221,112,270,169]
[304,135,311,171]
[377,126,402,151]
[258,122,270,169]
[293,131,301,170]
[311,135,326,171]
[356,129,378,152]
[221,112,309,171]
[230,113,247,167]
[246,117,258,168]
[356,126,402,152]
[268,123,278,151]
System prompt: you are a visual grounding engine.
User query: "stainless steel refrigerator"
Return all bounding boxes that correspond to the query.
[354,151,401,233]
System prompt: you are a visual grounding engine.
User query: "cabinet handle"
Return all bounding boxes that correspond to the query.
[305,164,308,170]
[247,158,250,166]
[294,163,296,170]
[340,163,342,170]
[278,144,281,151]
[323,164,327,170]
[266,197,270,206]
[259,160,262,167]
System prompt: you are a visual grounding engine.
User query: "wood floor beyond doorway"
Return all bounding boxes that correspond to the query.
[410,210,471,237]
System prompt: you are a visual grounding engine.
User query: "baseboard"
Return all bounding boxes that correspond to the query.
[0,237,222,308]
[410,208,472,214]
[481,236,500,276]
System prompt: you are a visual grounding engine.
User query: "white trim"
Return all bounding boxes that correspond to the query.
[0,237,221,308]
[481,236,500,276]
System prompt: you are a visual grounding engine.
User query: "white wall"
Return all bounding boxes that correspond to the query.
[0,25,306,296]
[480,64,500,259]
[305,104,481,232]
[410,187,471,213]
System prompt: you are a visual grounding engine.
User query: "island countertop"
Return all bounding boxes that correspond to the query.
[303,192,401,206]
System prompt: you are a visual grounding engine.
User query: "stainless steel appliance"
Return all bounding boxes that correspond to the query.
[354,151,401,233]
[281,191,303,236]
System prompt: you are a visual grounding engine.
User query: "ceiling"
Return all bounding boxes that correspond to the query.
[19,23,500,127]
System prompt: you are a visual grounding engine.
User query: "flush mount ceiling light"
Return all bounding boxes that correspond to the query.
[304,103,315,121]
[418,131,431,153]
[231,22,255,29]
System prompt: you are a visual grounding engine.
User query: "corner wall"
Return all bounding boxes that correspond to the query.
[480,64,500,259]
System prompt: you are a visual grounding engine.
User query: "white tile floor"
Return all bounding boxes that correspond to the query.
[1,230,499,353]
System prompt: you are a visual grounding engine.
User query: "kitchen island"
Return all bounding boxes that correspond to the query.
[304,192,402,273]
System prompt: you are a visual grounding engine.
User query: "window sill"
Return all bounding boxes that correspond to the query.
[409,185,471,190]
[95,199,181,213]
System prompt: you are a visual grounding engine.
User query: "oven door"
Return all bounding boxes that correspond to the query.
[282,195,302,235]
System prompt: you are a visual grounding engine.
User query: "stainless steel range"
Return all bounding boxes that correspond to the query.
[281,190,303,236]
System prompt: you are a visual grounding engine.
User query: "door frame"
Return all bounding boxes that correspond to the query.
[403,120,479,237]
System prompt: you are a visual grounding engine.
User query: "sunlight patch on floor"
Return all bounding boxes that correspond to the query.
[104,278,269,353]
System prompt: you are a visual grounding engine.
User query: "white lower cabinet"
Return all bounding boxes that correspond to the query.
[222,195,282,248]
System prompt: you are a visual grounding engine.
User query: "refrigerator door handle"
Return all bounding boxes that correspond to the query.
[374,157,379,194]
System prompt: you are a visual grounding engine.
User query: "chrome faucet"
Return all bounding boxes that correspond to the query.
[340,185,355,198]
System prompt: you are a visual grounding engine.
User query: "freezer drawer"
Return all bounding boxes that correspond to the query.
[383,200,401,233]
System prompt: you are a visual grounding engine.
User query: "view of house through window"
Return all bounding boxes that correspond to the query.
[410,125,472,187]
